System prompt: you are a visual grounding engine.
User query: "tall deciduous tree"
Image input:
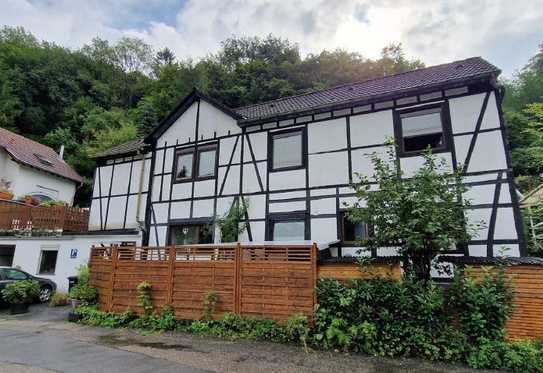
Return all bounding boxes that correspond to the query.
[349,146,479,283]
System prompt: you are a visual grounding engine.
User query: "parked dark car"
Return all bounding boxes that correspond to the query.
[0,267,57,303]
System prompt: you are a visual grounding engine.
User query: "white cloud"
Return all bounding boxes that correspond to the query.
[1,0,542,75]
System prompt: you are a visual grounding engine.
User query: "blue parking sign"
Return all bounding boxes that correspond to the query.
[70,249,78,259]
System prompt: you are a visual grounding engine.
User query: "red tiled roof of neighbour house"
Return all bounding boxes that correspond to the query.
[0,127,82,183]
[234,57,501,122]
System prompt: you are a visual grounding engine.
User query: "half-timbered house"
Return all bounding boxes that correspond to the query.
[90,57,524,259]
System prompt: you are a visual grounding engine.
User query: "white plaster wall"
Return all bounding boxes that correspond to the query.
[269,169,306,191]
[309,152,349,187]
[3,233,141,292]
[308,118,347,152]
[350,110,393,147]
[1,149,76,204]
[158,102,198,147]
[198,100,241,140]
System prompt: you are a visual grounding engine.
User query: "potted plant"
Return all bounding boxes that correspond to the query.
[68,284,97,309]
[0,179,13,200]
[1,280,41,314]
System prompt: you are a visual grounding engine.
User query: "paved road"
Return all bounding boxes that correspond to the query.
[0,327,206,373]
[0,304,488,373]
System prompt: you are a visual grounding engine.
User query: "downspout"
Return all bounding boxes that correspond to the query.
[135,149,146,232]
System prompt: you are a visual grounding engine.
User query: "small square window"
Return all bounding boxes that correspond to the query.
[197,147,217,178]
[268,213,307,241]
[175,151,193,181]
[340,212,371,245]
[270,130,304,171]
[170,224,213,245]
[397,105,448,155]
[38,250,58,275]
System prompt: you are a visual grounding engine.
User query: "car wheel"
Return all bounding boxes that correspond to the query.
[39,286,52,303]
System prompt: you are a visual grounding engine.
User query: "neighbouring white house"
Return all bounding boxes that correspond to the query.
[89,57,525,261]
[0,128,143,292]
[0,127,82,204]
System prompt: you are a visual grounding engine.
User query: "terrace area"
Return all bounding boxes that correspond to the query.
[0,199,89,236]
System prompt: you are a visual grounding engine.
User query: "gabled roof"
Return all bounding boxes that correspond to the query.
[234,57,500,122]
[93,138,148,160]
[0,127,82,183]
[145,88,243,142]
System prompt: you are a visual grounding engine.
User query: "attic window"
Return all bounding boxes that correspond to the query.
[34,153,53,166]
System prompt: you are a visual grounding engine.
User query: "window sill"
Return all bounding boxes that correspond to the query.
[269,165,305,173]
[397,146,450,158]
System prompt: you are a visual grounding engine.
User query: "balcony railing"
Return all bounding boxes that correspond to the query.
[0,200,89,235]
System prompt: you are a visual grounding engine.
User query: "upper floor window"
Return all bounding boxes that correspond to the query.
[269,129,305,171]
[174,144,217,182]
[395,103,450,156]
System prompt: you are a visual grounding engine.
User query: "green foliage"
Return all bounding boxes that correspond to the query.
[136,281,153,317]
[49,292,69,307]
[216,198,249,243]
[69,284,98,305]
[285,313,310,348]
[1,279,40,304]
[466,338,543,372]
[350,145,478,282]
[314,278,465,361]
[448,265,515,345]
[38,199,66,207]
[201,291,218,321]
[75,265,90,286]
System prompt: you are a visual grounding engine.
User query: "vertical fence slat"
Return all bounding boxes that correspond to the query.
[108,245,119,312]
[166,246,175,305]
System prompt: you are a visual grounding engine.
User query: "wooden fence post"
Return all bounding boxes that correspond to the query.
[108,245,119,312]
[166,246,175,305]
[234,242,241,315]
[312,243,317,314]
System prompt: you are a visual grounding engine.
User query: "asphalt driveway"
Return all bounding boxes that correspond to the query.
[0,304,494,373]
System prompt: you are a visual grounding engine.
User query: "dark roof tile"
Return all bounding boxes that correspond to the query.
[93,138,147,159]
[234,57,500,122]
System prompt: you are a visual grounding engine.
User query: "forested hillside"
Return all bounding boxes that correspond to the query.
[0,26,541,206]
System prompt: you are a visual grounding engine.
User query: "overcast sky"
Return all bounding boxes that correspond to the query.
[2,0,542,77]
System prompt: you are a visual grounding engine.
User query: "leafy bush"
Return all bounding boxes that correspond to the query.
[76,265,90,286]
[314,277,465,361]
[69,284,97,305]
[202,291,218,320]
[467,338,543,372]
[1,280,41,304]
[136,281,153,316]
[39,199,66,207]
[448,265,514,345]
[49,292,69,307]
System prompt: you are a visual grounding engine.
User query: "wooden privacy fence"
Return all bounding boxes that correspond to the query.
[0,200,88,233]
[89,243,317,322]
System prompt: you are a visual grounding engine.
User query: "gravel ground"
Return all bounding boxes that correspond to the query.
[0,304,497,373]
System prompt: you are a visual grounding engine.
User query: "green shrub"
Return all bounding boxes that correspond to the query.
[136,281,153,316]
[1,280,41,304]
[448,265,514,345]
[285,313,310,347]
[467,338,543,372]
[314,277,465,361]
[69,284,97,305]
[202,291,218,320]
[76,265,90,286]
[49,292,69,307]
